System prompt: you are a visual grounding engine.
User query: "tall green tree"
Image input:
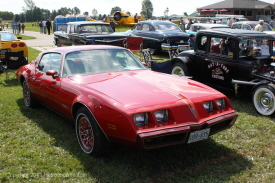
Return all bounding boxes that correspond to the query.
[0,11,14,20]
[140,0,153,19]
[91,8,98,19]
[110,6,121,15]
[22,0,36,12]
[164,7,169,18]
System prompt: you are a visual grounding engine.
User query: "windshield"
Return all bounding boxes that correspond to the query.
[78,24,113,33]
[239,38,272,58]
[250,24,273,31]
[63,49,146,76]
[154,24,181,31]
[0,32,17,40]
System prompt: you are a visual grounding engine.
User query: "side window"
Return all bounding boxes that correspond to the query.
[135,24,142,30]
[70,25,75,33]
[197,36,207,52]
[210,37,235,58]
[142,24,150,31]
[243,24,250,30]
[232,24,237,29]
[38,53,62,73]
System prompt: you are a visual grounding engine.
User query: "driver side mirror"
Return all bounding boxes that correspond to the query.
[46,70,58,79]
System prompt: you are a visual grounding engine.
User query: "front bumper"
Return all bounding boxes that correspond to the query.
[136,112,238,150]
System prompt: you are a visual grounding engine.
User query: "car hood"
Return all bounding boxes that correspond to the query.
[70,70,221,109]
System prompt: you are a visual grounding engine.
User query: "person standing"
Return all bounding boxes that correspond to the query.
[255,20,264,32]
[11,21,16,34]
[110,19,116,32]
[18,21,21,34]
[227,18,233,27]
[46,19,52,35]
[134,13,139,23]
[39,21,43,33]
[188,34,195,48]
[21,23,25,34]
[186,19,193,30]
[42,19,47,34]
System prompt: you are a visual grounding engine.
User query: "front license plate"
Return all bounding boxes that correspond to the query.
[187,128,210,144]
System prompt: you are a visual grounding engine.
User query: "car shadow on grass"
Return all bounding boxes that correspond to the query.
[17,98,253,183]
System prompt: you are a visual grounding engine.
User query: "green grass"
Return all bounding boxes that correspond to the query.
[1,47,275,182]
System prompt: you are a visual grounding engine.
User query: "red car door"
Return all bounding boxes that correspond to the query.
[31,53,63,112]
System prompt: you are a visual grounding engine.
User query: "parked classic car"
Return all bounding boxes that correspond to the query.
[53,21,127,47]
[0,31,28,61]
[16,45,237,156]
[126,20,189,52]
[185,23,230,35]
[170,29,275,116]
[231,21,275,36]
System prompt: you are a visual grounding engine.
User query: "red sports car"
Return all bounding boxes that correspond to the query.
[16,45,238,156]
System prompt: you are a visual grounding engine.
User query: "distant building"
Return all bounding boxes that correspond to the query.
[198,0,275,21]
[83,12,89,16]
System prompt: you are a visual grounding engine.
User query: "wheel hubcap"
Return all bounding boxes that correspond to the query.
[79,117,94,149]
[172,66,185,76]
[23,82,30,105]
[256,91,274,113]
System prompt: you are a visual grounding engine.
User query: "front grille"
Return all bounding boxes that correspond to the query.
[144,132,187,148]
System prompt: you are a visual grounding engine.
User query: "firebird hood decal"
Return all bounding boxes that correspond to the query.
[71,70,222,109]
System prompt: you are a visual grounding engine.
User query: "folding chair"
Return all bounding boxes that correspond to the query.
[142,48,164,68]
[3,51,27,80]
[124,36,143,60]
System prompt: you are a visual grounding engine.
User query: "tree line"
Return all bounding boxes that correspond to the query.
[0,0,169,22]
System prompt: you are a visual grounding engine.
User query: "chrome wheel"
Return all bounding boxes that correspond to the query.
[172,66,185,76]
[171,62,189,76]
[253,85,275,116]
[23,81,31,106]
[78,115,94,150]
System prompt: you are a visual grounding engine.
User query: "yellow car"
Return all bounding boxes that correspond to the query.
[0,31,28,64]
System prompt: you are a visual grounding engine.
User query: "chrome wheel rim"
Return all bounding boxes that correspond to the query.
[78,116,94,149]
[172,66,185,76]
[255,90,274,115]
[23,82,30,106]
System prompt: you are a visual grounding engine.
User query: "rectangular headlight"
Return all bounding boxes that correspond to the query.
[216,98,225,109]
[154,110,168,123]
[203,101,213,112]
[133,113,148,126]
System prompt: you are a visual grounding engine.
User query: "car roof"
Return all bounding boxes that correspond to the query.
[66,21,109,25]
[191,23,230,28]
[197,29,275,38]
[42,45,126,54]
[232,21,268,25]
[137,20,176,25]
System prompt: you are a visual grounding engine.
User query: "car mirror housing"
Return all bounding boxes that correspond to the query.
[46,70,58,79]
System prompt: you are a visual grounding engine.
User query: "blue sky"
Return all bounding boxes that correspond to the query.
[1,0,274,17]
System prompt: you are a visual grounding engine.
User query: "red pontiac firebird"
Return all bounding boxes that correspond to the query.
[16,45,238,156]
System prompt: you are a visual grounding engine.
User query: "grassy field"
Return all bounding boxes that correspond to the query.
[1,46,275,182]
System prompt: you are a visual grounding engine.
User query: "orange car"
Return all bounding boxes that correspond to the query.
[0,31,28,62]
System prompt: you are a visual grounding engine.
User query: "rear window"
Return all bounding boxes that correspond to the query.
[0,33,17,40]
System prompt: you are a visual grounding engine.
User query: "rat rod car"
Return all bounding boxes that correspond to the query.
[16,45,237,156]
[126,20,189,52]
[171,29,275,116]
[53,21,127,47]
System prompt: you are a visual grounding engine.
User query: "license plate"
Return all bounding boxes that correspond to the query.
[187,128,210,144]
[178,45,189,51]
